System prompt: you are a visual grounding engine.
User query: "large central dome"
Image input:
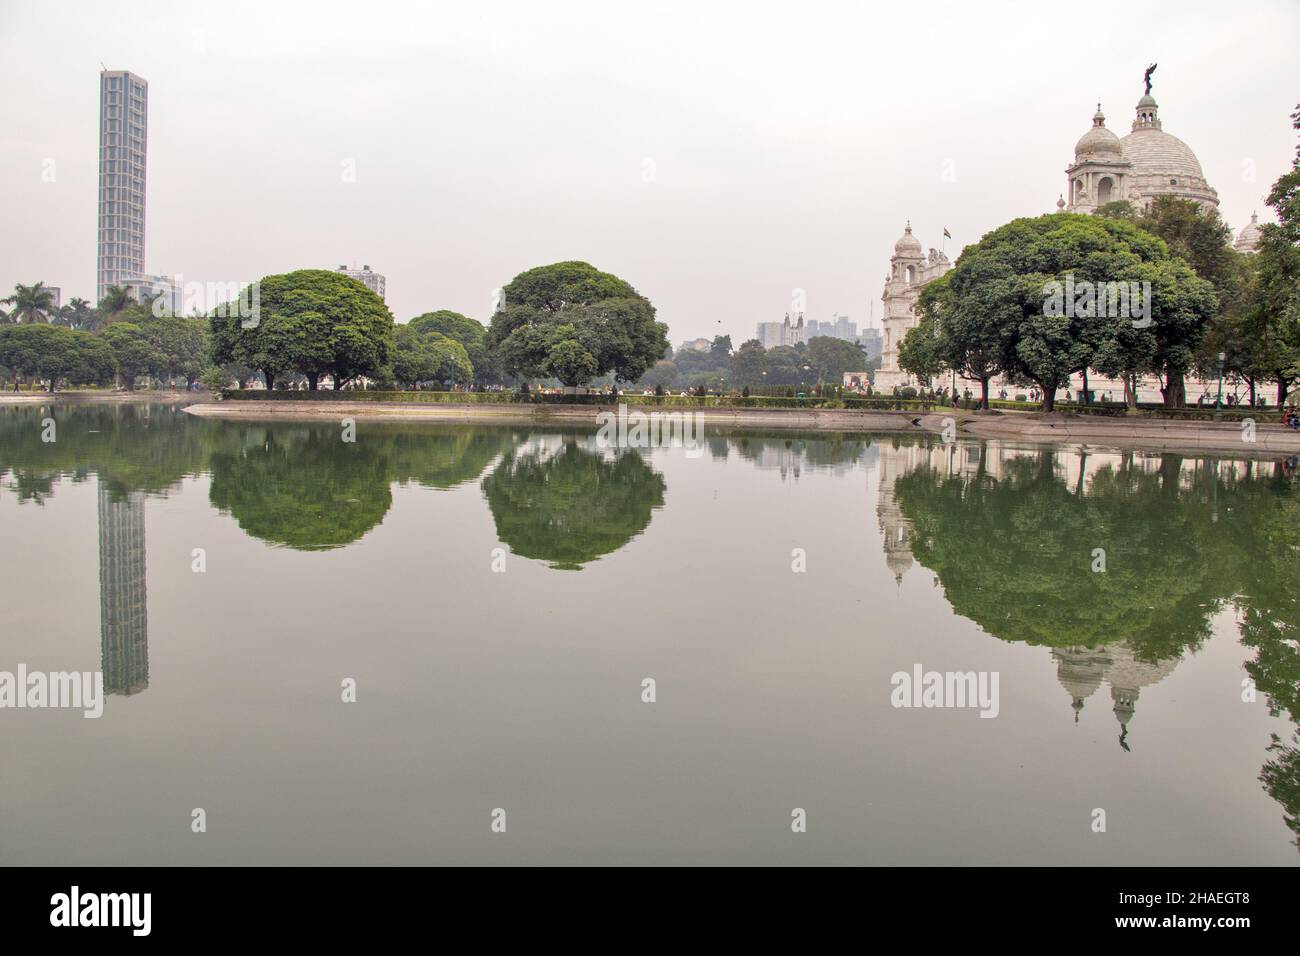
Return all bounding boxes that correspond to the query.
[1120,127,1206,181]
[1062,88,1218,213]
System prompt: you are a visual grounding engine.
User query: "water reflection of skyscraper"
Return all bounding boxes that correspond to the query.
[98,480,148,696]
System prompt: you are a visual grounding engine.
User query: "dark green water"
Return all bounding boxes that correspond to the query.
[1,402,1297,864]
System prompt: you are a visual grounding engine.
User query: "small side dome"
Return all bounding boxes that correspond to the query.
[1075,105,1123,160]
[1234,211,1263,253]
[894,222,922,256]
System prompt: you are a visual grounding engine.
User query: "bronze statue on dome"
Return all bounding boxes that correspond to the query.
[1143,63,1157,95]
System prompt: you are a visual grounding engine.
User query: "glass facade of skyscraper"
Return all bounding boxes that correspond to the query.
[97,70,148,305]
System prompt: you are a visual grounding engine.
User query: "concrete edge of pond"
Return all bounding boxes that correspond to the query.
[179,400,925,432]
[177,400,1300,455]
[916,412,1300,456]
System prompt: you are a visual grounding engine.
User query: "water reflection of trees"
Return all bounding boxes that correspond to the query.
[481,438,665,570]
[889,441,1300,848]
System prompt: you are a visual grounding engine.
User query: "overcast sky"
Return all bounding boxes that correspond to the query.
[2,0,1296,344]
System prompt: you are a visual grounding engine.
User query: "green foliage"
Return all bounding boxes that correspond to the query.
[481,441,665,569]
[2,282,60,323]
[408,310,499,385]
[487,261,667,385]
[210,269,394,391]
[928,213,1217,411]
[0,323,116,391]
[392,324,473,388]
[101,322,164,389]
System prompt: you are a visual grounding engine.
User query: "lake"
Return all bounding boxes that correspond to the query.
[1,401,1297,865]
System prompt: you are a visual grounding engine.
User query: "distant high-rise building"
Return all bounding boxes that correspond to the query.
[98,70,148,306]
[756,313,804,349]
[860,327,883,360]
[678,337,712,353]
[336,264,386,301]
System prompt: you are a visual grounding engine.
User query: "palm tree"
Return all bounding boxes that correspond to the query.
[60,297,94,330]
[2,282,58,323]
[96,284,133,326]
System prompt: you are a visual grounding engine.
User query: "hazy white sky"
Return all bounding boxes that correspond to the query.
[2,0,1296,343]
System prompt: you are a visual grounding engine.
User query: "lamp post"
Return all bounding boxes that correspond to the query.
[1215,351,1225,421]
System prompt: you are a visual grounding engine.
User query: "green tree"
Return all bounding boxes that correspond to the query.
[2,282,59,323]
[101,322,163,390]
[392,324,472,388]
[0,324,116,391]
[897,310,948,392]
[210,270,394,391]
[936,214,1215,411]
[487,262,667,386]
[96,285,133,326]
[806,336,868,388]
[408,310,499,385]
[1246,105,1300,406]
[728,339,768,389]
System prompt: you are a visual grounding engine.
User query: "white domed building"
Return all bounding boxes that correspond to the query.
[872,223,951,393]
[1234,211,1264,253]
[1063,89,1219,214]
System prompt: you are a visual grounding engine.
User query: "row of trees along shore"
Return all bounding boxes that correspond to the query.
[2,108,1296,404]
[897,106,1300,412]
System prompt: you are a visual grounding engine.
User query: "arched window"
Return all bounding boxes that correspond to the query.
[904,266,915,286]
[1097,177,1113,204]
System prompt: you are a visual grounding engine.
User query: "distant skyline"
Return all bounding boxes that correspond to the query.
[1,0,1297,343]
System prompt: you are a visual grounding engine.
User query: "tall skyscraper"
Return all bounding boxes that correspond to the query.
[97,70,148,305]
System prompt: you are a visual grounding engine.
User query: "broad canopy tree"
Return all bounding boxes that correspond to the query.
[486,261,667,387]
[902,214,1217,411]
[210,269,394,391]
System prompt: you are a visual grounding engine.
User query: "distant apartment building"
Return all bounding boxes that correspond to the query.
[859,327,883,360]
[756,313,804,349]
[337,264,386,301]
[757,312,859,349]
[46,286,62,310]
[678,337,712,353]
[125,273,184,317]
[98,70,148,305]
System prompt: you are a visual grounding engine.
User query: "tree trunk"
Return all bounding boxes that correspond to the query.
[1278,375,1291,407]
[980,376,990,411]
[1040,386,1055,413]
[307,372,319,391]
[1163,367,1186,409]
[1124,373,1138,410]
[265,370,275,392]
[1081,368,1090,404]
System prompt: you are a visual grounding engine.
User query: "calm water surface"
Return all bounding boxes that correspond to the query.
[1,402,1297,865]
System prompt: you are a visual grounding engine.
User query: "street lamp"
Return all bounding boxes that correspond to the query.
[1215,351,1226,421]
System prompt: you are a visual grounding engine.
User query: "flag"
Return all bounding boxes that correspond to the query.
[943,227,952,239]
